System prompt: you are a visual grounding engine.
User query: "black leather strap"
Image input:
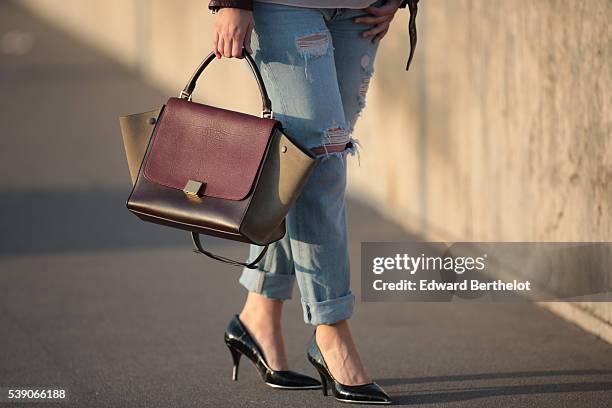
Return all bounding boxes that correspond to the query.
[405,0,419,71]
[180,47,272,117]
[191,232,268,269]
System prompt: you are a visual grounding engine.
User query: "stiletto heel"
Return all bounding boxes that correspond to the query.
[224,314,321,390]
[227,345,241,381]
[306,330,392,404]
[318,371,328,396]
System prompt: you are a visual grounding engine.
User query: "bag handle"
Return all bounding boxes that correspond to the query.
[191,232,268,269]
[181,48,274,269]
[179,47,273,118]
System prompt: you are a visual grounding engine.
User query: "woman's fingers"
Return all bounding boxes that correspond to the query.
[353,15,391,25]
[363,1,400,17]
[353,0,399,43]
[223,34,234,58]
[212,30,221,59]
[231,32,243,58]
[373,26,389,44]
[244,20,254,54]
[212,9,254,59]
[217,36,225,59]
[362,21,390,39]
[215,28,241,58]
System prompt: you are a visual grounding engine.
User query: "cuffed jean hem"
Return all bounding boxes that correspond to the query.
[301,292,355,326]
[239,268,295,300]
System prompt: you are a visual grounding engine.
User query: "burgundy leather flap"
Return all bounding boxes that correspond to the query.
[143,97,278,201]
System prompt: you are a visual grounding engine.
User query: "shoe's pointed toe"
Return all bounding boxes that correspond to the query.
[369,382,392,404]
[335,382,392,404]
[307,332,393,404]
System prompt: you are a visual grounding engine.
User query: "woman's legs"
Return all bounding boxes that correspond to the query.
[309,3,383,386]
[238,0,383,384]
[236,2,340,373]
[238,292,288,370]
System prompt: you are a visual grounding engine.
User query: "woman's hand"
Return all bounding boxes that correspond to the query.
[212,8,254,59]
[354,0,402,44]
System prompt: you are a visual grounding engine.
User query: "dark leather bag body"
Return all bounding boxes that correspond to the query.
[123,49,316,266]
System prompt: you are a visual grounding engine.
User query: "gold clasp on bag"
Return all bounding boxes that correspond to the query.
[184,180,205,197]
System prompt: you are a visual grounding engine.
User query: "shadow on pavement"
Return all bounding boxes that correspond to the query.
[0,188,186,255]
[382,370,612,405]
[0,187,416,255]
[379,369,612,386]
[393,381,612,405]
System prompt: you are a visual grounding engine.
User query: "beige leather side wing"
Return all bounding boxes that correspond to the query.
[119,108,162,185]
[241,128,316,245]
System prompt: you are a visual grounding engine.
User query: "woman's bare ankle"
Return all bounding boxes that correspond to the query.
[240,292,283,321]
[238,292,288,370]
[316,320,371,385]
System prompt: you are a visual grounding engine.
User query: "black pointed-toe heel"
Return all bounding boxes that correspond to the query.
[307,331,392,404]
[224,314,322,390]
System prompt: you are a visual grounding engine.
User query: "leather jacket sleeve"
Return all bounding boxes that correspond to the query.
[208,0,253,12]
[208,0,420,72]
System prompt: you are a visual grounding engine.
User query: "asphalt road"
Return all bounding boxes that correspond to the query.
[1,2,612,407]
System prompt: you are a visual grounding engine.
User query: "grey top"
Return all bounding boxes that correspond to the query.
[254,0,377,8]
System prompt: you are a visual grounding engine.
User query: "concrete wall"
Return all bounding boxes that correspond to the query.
[18,0,612,338]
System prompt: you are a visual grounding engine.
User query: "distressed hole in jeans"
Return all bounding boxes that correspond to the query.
[295,31,330,81]
[360,54,371,69]
[358,53,374,111]
[296,32,329,56]
[358,76,371,106]
[317,124,362,165]
[324,124,350,146]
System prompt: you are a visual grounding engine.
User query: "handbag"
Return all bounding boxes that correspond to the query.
[121,48,316,268]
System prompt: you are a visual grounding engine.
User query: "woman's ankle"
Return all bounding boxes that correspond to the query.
[240,291,283,323]
[315,320,349,347]
[238,292,288,370]
[315,320,371,385]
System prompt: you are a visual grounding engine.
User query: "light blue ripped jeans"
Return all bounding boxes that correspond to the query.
[239,0,382,326]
